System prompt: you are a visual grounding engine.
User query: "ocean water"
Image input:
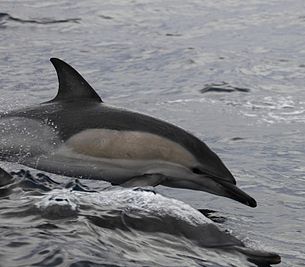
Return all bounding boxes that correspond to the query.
[0,0,305,266]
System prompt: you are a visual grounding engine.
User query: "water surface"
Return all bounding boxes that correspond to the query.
[1,1,305,266]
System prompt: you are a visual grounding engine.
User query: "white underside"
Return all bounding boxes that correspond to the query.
[33,144,196,184]
[28,128,201,184]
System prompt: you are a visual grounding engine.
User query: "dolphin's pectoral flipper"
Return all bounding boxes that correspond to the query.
[120,174,167,187]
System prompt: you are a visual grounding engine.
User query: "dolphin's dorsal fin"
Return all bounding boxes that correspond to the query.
[0,167,13,187]
[49,58,102,103]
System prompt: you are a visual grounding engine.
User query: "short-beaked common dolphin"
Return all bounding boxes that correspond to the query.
[38,189,279,265]
[2,168,280,265]
[0,58,257,207]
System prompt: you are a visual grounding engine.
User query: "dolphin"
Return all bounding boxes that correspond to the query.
[2,167,280,266]
[38,188,279,265]
[0,58,257,207]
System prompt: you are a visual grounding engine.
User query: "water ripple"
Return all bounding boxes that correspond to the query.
[0,12,80,27]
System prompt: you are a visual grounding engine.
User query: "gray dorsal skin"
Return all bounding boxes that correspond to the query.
[0,58,257,207]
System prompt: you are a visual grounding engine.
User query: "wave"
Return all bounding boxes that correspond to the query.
[0,12,80,26]
[201,82,250,93]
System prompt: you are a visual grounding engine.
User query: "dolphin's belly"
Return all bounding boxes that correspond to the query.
[0,117,61,161]
[32,143,195,185]
[63,128,198,168]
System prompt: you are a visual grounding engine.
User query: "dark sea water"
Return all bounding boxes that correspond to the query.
[0,1,305,266]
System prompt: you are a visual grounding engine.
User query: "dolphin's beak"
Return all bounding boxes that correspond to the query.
[163,173,257,208]
[131,161,257,207]
[212,179,257,207]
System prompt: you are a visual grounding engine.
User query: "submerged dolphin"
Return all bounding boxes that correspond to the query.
[0,58,256,207]
[0,167,280,265]
[39,189,279,265]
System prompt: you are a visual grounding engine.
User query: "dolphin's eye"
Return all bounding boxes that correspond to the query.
[191,167,203,175]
